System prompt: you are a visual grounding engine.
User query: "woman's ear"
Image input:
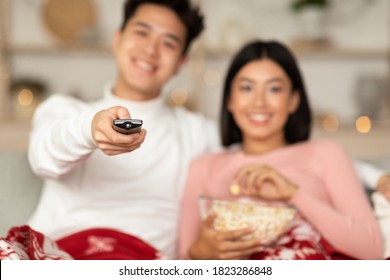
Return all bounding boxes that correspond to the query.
[288,90,301,114]
[227,96,234,113]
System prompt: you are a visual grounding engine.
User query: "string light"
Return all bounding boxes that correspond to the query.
[322,114,339,133]
[170,88,189,106]
[18,89,34,106]
[203,68,221,86]
[355,115,371,134]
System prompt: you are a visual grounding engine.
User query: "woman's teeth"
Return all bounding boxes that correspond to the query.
[249,114,269,122]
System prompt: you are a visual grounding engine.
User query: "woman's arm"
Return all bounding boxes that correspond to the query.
[291,140,384,259]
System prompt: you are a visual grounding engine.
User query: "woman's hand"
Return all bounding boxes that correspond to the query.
[234,165,298,201]
[377,175,390,201]
[189,214,263,260]
[92,106,146,156]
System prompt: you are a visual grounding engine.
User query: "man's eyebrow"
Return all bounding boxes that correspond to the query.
[164,33,182,44]
[133,21,182,44]
[134,21,152,30]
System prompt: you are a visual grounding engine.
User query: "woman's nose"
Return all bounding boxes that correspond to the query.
[253,91,266,107]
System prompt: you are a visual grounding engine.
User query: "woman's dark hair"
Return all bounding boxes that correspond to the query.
[220,40,312,147]
[120,0,204,54]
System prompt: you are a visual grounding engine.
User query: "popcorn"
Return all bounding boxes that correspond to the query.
[204,198,296,244]
[229,183,241,195]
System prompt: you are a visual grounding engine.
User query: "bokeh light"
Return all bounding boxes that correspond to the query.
[355,115,371,134]
[322,114,339,133]
[170,88,189,106]
[18,89,34,106]
[203,68,221,86]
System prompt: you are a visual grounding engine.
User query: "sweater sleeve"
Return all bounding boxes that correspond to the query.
[28,95,97,179]
[290,140,384,259]
[178,155,210,259]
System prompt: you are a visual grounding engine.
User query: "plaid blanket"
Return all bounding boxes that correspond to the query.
[0,226,161,260]
[250,219,352,260]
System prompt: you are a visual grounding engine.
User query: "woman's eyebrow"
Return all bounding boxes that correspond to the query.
[265,77,284,84]
[236,77,255,83]
[236,76,284,83]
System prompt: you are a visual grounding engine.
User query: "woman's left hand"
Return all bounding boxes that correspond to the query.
[234,165,298,201]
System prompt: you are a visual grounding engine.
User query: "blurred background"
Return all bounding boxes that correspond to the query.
[0,0,389,158]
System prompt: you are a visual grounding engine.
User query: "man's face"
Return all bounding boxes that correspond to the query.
[113,3,187,100]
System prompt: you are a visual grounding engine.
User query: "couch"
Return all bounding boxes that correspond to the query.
[1,151,390,237]
[0,151,42,236]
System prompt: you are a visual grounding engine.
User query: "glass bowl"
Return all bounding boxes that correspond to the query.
[199,196,297,245]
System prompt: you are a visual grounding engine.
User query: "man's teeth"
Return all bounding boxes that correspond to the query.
[137,60,155,71]
[250,114,269,121]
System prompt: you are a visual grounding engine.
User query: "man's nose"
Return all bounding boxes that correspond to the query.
[144,36,158,56]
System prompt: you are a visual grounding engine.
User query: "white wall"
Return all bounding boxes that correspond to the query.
[9,0,122,46]
[197,0,390,121]
[8,0,123,101]
[6,0,390,122]
[201,0,389,51]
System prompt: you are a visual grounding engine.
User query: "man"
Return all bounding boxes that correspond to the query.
[355,161,390,201]
[25,0,219,260]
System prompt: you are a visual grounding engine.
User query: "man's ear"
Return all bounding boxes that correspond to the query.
[288,90,301,114]
[173,55,188,75]
[181,56,189,66]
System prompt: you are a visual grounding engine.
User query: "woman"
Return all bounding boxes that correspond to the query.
[178,40,383,260]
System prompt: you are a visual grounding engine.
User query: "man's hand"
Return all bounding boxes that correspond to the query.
[377,175,390,202]
[92,106,146,156]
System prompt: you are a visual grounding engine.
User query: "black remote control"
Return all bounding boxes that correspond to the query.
[112,119,143,134]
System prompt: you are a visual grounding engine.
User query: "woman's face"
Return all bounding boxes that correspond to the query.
[228,59,300,148]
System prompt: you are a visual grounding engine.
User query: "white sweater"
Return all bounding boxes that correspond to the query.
[27,85,220,259]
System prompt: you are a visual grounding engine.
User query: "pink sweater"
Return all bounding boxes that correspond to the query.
[178,139,383,259]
